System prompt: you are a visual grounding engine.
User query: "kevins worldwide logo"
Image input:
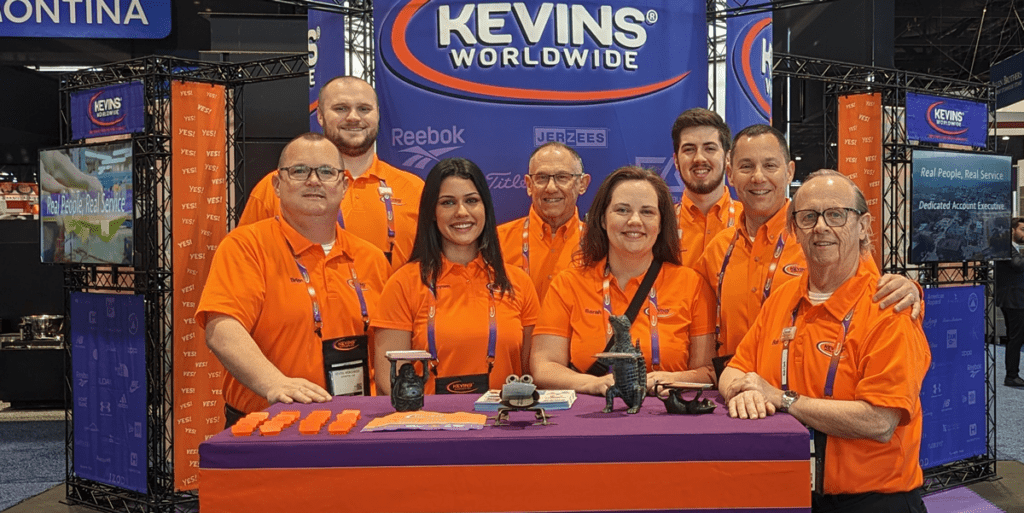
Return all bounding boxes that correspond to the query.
[730,15,772,119]
[926,101,969,136]
[88,90,127,127]
[379,0,693,104]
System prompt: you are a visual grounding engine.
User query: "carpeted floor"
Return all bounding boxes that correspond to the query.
[0,421,64,512]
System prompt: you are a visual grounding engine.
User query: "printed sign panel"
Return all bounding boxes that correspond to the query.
[70,82,146,141]
[0,0,171,39]
[906,92,988,148]
[919,286,987,469]
[991,49,1024,109]
[71,292,147,493]
[725,0,772,132]
[375,0,707,222]
[910,150,1012,263]
[307,10,348,132]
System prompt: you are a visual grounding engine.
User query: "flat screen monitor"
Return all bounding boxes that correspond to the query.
[910,149,1013,263]
[39,140,134,265]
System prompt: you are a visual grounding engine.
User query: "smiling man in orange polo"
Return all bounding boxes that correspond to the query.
[197,133,389,427]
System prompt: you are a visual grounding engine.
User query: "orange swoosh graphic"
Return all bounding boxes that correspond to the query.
[740,17,772,115]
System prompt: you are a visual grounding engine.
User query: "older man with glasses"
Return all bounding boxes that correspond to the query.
[719,169,931,513]
[197,132,390,428]
[497,141,592,301]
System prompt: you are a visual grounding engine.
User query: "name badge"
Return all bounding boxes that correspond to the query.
[781,326,796,341]
[377,186,393,198]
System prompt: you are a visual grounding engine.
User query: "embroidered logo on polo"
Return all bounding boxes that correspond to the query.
[346,279,370,291]
[783,264,805,276]
[815,340,848,359]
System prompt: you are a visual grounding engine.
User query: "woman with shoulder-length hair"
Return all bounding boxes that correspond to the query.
[372,158,539,395]
[532,166,716,396]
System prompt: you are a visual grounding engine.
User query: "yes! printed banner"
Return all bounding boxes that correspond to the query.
[374,0,707,222]
[906,92,988,148]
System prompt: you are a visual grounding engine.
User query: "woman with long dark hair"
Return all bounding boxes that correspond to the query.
[372,158,539,395]
[532,166,716,396]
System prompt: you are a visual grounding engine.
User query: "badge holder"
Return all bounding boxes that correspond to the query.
[385,350,433,412]
[492,374,550,426]
[653,382,716,415]
[322,335,370,396]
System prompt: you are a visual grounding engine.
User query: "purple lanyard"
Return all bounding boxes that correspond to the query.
[426,279,497,375]
[780,304,854,397]
[520,217,583,275]
[601,266,661,369]
[336,177,396,256]
[715,229,787,347]
[282,219,369,336]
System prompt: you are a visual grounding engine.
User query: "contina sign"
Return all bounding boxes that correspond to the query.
[379,1,694,104]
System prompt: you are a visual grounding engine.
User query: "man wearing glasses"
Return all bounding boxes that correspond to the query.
[240,76,424,274]
[719,170,930,512]
[198,133,389,427]
[497,142,591,300]
[695,124,921,369]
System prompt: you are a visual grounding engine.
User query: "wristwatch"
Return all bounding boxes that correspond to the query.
[779,390,800,413]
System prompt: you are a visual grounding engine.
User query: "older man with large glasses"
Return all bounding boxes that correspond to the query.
[497,141,592,301]
[719,169,931,513]
[197,132,390,428]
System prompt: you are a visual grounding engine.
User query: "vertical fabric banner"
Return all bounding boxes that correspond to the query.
[837,93,883,267]
[375,0,707,223]
[171,81,228,491]
[308,9,348,131]
[919,286,986,468]
[71,292,147,493]
[726,0,772,132]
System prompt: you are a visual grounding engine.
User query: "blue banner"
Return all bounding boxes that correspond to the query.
[0,0,170,39]
[906,92,988,148]
[726,0,772,132]
[375,0,707,222]
[70,82,145,141]
[71,292,147,493]
[919,286,987,469]
[308,9,348,131]
[992,49,1024,109]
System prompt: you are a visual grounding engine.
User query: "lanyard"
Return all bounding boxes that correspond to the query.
[520,216,583,275]
[281,218,370,337]
[780,303,854,397]
[426,278,497,375]
[336,177,397,259]
[714,228,787,348]
[601,266,661,369]
[676,195,736,241]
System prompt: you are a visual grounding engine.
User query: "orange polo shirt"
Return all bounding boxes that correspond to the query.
[729,261,930,495]
[677,189,742,269]
[196,217,389,414]
[238,155,423,273]
[497,207,583,301]
[371,255,539,394]
[534,260,715,373]
[695,202,806,356]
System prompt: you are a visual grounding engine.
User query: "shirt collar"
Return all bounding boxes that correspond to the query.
[439,252,488,280]
[680,186,733,219]
[278,216,354,262]
[797,257,880,319]
[529,206,581,239]
[736,199,790,242]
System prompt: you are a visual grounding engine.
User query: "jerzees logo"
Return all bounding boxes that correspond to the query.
[927,101,969,136]
[381,0,691,103]
[731,15,771,118]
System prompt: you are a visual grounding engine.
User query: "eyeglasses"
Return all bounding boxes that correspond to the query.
[529,173,581,187]
[792,207,863,229]
[279,165,345,183]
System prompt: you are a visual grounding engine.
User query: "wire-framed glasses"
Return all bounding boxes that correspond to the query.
[792,207,863,229]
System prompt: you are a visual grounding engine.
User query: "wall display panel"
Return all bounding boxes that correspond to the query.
[910,150,1012,263]
[39,140,134,265]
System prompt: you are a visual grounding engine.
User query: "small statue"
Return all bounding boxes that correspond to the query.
[390,361,428,412]
[654,383,717,415]
[494,374,549,426]
[601,315,647,414]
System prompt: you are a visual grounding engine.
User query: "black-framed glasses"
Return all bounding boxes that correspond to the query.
[279,165,345,183]
[792,207,863,229]
[530,173,581,187]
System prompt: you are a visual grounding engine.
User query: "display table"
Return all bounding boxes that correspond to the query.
[199,394,810,512]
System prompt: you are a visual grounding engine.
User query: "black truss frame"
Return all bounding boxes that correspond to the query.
[58,54,307,513]
[775,52,999,493]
